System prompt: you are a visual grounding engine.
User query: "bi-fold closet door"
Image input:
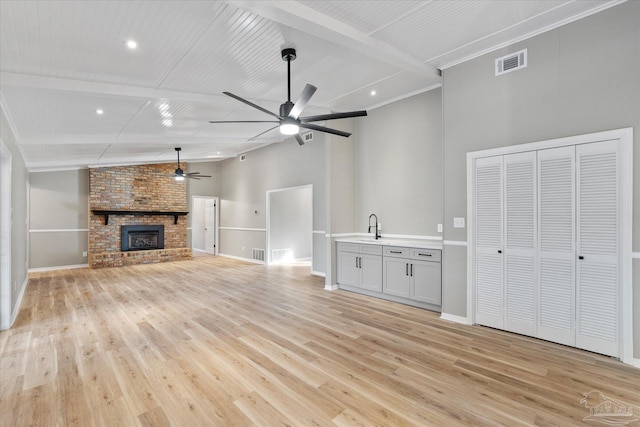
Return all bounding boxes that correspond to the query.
[473,140,620,358]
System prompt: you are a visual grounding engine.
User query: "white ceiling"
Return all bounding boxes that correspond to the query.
[0,0,623,171]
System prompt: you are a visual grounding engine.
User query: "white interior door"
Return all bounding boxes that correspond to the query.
[575,140,620,357]
[504,151,537,336]
[537,146,576,346]
[474,155,504,329]
[205,198,216,254]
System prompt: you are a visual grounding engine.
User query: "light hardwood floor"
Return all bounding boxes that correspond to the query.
[1,256,638,426]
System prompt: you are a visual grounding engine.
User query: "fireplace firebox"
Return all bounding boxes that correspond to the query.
[121,225,164,251]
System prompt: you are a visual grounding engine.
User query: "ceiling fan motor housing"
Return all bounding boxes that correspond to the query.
[280,101,294,118]
[281,48,296,61]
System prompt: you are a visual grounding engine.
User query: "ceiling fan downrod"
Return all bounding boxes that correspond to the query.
[281,48,297,116]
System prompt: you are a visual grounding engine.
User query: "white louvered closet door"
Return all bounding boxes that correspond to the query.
[537,146,576,346]
[576,141,620,357]
[474,156,504,329]
[504,152,537,336]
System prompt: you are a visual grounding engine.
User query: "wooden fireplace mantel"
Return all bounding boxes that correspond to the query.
[92,210,189,225]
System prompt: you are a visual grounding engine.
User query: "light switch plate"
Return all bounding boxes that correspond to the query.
[437,224,443,233]
[453,217,465,228]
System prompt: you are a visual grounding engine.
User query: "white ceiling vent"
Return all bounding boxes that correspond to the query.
[495,49,527,76]
[239,153,247,162]
[302,131,313,143]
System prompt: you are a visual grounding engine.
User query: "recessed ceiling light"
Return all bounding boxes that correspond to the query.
[370,90,377,96]
[125,39,137,50]
[96,109,104,115]
[162,119,173,127]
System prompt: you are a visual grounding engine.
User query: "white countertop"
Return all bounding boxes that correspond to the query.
[335,237,442,250]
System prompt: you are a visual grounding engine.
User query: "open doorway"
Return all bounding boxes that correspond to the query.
[1,139,12,330]
[266,185,313,269]
[191,196,218,255]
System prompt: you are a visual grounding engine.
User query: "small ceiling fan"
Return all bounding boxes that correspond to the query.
[209,48,368,145]
[170,147,211,181]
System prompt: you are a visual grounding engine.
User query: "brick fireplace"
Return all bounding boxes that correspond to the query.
[89,163,192,268]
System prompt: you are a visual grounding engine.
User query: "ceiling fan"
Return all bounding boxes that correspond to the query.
[170,147,211,181]
[209,48,368,145]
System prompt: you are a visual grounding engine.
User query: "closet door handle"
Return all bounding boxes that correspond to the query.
[498,250,502,254]
[578,255,584,260]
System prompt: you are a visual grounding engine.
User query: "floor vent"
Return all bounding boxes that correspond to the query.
[495,49,527,76]
[302,131,313,143]
[252,248,265,262]
[271,248,292,264]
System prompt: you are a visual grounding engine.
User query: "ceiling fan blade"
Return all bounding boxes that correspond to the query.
[223,92,281,119]
[248,125,280,141]
[295,134,305,146]
[299,123,351,138]
[186,173,212,178]
[288,84,317,119]
[300,110,368,122]
[209,120,279,124]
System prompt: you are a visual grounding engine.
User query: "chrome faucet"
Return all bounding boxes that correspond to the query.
[368,213,381,240]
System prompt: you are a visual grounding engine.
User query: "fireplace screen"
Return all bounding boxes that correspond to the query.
[121,225,164,251]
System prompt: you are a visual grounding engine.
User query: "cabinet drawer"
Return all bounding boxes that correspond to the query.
[410,248,441,262]
[384,247,410,258]
[337,242,359,253]
[360,244,383,255]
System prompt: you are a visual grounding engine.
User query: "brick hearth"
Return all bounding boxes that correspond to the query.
[89,163,192,268]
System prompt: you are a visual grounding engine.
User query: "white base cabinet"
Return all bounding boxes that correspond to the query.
[337,242,441,312]
[336,243,382,292]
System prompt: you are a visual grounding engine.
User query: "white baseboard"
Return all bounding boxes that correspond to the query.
[324,283,338,290]
[633,358,640,369]
[218,253,265,265]
[28,263,89,273]
[440,313,469,325]
[9,277,28,328]
[311,271,326,277]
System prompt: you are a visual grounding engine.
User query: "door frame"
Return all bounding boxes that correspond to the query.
[266,184,313,268]
[466,127,633,365]
[0,139,12,330]
[191,195,219,255]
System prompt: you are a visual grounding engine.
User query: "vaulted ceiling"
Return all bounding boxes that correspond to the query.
[0,0,623,171]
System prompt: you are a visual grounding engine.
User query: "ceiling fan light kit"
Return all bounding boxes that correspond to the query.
[171,147,211,180]
[209,48,368,145]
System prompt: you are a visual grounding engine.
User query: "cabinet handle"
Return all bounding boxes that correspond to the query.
[390,250,402,254]
[418,253,432,257]
[358,257,361,268]
[578,255,584,260]
[410,264,413,277]
[356,257,359,268]
[405,263,408,276]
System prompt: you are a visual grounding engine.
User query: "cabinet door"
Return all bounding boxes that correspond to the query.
[337,251,359,287]
[411,260,441,305]
[504,151,537,337]
[360,255,382,292]
[383,257,411,298]
[474,156,504,329]
[537,146,575,346]
[576,141,620,357]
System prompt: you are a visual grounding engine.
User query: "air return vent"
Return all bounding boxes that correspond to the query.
[302,131,313,143]
[252,248,265,262]
[495,49,527,76]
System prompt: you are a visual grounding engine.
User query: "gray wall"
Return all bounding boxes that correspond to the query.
[441,2,640,356]
[356,89,443,236]
[29,169,89,268]
[218,134,327,272]
[1,107,29,326]
[269,186,312,261]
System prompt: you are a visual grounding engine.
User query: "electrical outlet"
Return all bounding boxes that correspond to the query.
[242,246,245,252]
[437,224,443,233]
[377,223,382,231]
[453,217,465,228]
[82,251,87,257]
